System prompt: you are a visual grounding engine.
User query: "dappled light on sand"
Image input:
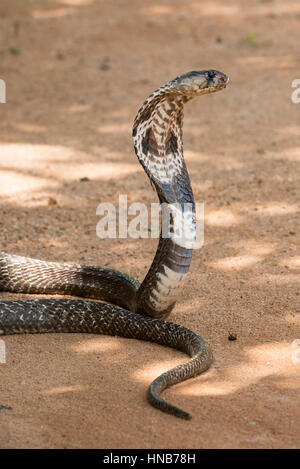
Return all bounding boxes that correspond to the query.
[253,203,299,217]
[270,147,300,162]
[0,142,137,202]
[205,209,242,227]
[58,0,94,6]
[179,342,299,396]
[41,385,88,395]
[13,123,47,134]
[279,257,300,269]
[209,254,266,271]
[144,1,300,18]
[208,240,274,271]
[71,337,124,354]
[30,8,73,19]
[132,358,185,384]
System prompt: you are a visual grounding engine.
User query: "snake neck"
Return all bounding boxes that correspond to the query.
[133,89,188,198]
[132,87,196,319]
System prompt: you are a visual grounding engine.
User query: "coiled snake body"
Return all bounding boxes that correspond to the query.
[0,70,228,419]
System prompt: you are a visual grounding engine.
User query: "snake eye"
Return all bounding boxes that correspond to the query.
[207,70,215,80]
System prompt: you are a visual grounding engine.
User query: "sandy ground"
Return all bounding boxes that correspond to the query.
[0,0,299,449]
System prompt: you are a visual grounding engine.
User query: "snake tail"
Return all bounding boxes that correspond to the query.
[0,298,213,419]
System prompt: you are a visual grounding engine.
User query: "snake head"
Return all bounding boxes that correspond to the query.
[171,70,229,97]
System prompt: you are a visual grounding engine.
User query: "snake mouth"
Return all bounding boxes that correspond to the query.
[196,72,229,95]
[206,77,229,93]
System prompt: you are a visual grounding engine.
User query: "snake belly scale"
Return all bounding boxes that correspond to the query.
[0,70,228,419]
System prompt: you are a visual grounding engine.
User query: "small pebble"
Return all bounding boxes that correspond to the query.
[100,56,111,70]
[0,405,12,411]
[48,197,57,206]
[228,333,237,341]
[100,62,110,71]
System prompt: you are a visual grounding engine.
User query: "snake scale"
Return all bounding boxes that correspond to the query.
[0,70,228,419]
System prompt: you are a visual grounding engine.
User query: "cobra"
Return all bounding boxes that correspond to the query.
[0,70,228,419]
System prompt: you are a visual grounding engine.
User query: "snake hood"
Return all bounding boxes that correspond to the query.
[132,70,228,200]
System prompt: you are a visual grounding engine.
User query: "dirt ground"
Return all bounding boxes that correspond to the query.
[0,0,299,449]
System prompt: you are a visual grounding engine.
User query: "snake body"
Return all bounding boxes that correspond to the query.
[0,70,228,419]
